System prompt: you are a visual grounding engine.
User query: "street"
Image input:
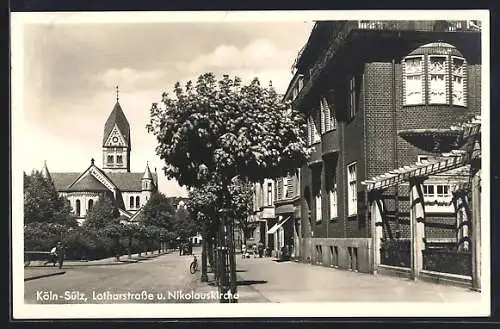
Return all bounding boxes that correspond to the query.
[24,249,482,304]
[24,251,201,304]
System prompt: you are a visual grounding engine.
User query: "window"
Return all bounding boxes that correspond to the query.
[315,191,322,222]
[417,155,429,163]
[320,97,336,133]
[423,184,451,200]
[348,75,357,118]
[136,196,140,208]
[422,184,435,199]
[267,182,273,206]
[428,55,448,104]
[130,196,134,208]
[404,56,424,105]
[313,168,322,222]
[436,185,450,198]
[116,155,123,164]
[88,199,93,211]
[76,199,81,217]
[347,162,357,216]
[307,114,320,145]
[329,173,338,219]
[107,155,114,164]
[452,56,466,106]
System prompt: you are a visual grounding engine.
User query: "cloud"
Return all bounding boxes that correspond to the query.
[187,38,296,73]
[94,67,168,90]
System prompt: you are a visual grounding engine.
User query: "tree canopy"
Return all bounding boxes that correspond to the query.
[24,170,77,227]
[83,194,119,231]
[147,73,310,188]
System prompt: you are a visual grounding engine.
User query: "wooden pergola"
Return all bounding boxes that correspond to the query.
[362,116,481,290]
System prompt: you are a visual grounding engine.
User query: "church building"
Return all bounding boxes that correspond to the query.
[41,90,158,225]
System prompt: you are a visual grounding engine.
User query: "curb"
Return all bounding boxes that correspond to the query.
[25,271,66,282]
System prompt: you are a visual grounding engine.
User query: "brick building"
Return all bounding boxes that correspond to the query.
[288,20,481,273]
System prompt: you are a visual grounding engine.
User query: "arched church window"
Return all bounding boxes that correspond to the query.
[117,155,123,164]
[136,196,140,208]
[88,199,93,211]
[76,200,81,217]
[130,196,134,208]
[107,155,114,164]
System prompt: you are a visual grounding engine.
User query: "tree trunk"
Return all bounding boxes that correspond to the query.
[228,218,238,303]
[128,236,132,259]
[201,223,208,282]
[115,237,120,262]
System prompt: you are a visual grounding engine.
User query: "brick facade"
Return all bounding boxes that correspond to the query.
[291,22,481,273]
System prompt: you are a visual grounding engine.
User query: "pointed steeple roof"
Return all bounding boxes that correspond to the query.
[142,162,153,180]
[103,100,130,147]
[41,160,52,181]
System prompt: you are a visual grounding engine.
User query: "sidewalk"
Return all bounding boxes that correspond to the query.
[193,256,481,303]
[25,249,173,268]
[24,267,66,281]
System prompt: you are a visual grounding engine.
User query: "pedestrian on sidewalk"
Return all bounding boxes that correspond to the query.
[44,245,58,266]
[55,241,65,269]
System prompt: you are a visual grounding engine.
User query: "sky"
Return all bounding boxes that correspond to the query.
[19,19,314,196]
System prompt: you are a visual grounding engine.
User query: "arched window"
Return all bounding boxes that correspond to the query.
[76,199,81,217]
[88,199,93,211]
[130,196,134,208]
[135,196,140,208]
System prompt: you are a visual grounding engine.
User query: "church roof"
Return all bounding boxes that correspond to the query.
[51,171,158,192]
[103,101,130,147]
[51,173,81,191]
[67,173,109,192]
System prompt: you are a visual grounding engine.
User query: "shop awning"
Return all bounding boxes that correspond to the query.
[267,216,291,234]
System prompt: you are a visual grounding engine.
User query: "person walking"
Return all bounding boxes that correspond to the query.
[55,241,65,269]
[44,245,57,266]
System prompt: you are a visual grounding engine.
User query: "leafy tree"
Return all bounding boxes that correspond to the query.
[148,73,310,300]
[147,73,310,188]
[172,205,197,241]
[141,192,176,231]
[83,194,119,231]
[23,171,77,227]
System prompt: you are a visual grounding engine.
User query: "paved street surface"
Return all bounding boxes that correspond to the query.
[24,250,202,304]
[226,257,482,303]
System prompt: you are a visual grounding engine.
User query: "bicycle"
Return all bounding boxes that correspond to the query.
[189,255,198,274]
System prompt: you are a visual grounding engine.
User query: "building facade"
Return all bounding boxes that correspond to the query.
[288,20,481,273]
[41,94,158,224]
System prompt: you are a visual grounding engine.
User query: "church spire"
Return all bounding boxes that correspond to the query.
[41,160,52,181]
[116,85,119,102]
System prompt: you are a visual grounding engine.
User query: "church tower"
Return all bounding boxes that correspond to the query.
[102,86,131,172]
[141,162,154,205]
